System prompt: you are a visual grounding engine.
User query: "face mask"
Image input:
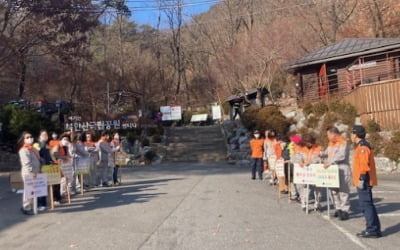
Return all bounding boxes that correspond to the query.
[52,134,57,139]
[254,134,260,139]
[24,138,34,145]
[61,140,69,147]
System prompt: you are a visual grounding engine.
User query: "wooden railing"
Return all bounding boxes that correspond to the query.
[344,79,400,130]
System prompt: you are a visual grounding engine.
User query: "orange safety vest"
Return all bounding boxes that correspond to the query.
[353,141,378,187]
[250,139,264,158]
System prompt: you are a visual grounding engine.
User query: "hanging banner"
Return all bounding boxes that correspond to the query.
[23,174,48,199]
[315,164,340,188]
[41,165,61,185]
[293,164,316,185]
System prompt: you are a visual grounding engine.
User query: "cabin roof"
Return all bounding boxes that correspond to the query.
[287,38,400,71]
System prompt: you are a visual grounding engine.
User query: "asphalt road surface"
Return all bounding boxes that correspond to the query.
[0,163,399,250]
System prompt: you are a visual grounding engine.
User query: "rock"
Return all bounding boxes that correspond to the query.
[374,157,396,172]
[229,136,239,145]
[239,144,250,151]
[284,110,297,119]
[230,144,239,151]
[238,135,249,145]
[289,124,297,133]
[335,122,349,134]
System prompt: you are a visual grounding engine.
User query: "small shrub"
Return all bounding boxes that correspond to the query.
[141,137,150,147]
[390,131,400,144]
[306,115,319,128]
[152,134,162,143]
[302,103,314,116]
[182,111,193,125]
[144,150,157,163]
[383,143,400,162]
[368,132,384,155]
[366,119,381,133]
[313,102,329,117]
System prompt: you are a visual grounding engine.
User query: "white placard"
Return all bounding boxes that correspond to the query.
[275,159,285,177]
[75,157,90,174]
[293,164,316,185]
[23,174,48,199]
[190,114,208,122]
[315,164,340,188]
[160,106,171,113]
[170,106,182,120]
[60,160,74,183]
[212,105,222,120]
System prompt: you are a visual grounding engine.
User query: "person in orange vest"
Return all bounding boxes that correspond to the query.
[49,132,60,150]
[297,134,323,212]
[351,125,381,238]
[249,130,264,180]
[323,126,351,220]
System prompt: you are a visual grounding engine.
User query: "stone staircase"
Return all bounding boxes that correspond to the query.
[164,126,227,163]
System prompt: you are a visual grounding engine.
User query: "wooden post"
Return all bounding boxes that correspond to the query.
[33,193,38,215]
[66,179,71,204]
[288,163,291,203]
[80,174,84,195]
[49,185,54,210]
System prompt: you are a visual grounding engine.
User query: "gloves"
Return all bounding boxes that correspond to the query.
[358,174,367,190]
[358,179,365,190]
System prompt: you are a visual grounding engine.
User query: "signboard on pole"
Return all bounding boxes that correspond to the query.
[75,157,90,175]
[23,174,48,199]
[212,105,222,120]
[60,160,74,183]
[41,165,61,185]
[115,152,129,166]
[293,164,316,185]
[275,159,285,177]
[315,164,340,188]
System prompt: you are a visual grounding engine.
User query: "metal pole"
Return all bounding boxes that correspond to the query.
[327,187,330,219]
[306,184,309,214]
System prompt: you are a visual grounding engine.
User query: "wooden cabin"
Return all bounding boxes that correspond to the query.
[287,38,400,130]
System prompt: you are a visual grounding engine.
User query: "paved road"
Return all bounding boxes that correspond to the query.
[0,164,399,250]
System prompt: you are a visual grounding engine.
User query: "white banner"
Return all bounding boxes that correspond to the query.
[293,164,316,185]
[60,160,74,183]
[23,174,48,199]
[275,159,285,177]
[315,164,340,188]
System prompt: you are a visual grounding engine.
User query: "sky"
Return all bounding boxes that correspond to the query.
[126,1,217,27]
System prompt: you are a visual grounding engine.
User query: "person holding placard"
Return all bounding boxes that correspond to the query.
[18,131,41,215]
[263,130,278,185]
[72,133,90,192]
[249,130,264,180]
[111,132,122,185]
[351,126,381,238]
[97,131,117,187]
[283,135,302,202]
[51,133,73,201]
[323,126,351,220]
[33,130,53,211]
[297,134,322,212]
[84,131,98,187]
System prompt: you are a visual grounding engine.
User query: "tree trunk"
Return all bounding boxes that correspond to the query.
[18,59,27,98]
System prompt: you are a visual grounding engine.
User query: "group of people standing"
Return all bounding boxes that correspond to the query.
[249,125,382,238]
[18,129,124,215]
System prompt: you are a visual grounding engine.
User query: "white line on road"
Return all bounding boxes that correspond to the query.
[379,213,400,217]
[322,215,369,250]
[373,191,399,194]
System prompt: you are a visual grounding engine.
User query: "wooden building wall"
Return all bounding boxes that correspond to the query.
[344,79,400,130]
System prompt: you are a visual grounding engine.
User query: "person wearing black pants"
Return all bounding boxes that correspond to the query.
[249,130,264,180]
[351,125,381,238]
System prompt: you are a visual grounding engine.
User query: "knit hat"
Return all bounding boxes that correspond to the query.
[289,135,302,145]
